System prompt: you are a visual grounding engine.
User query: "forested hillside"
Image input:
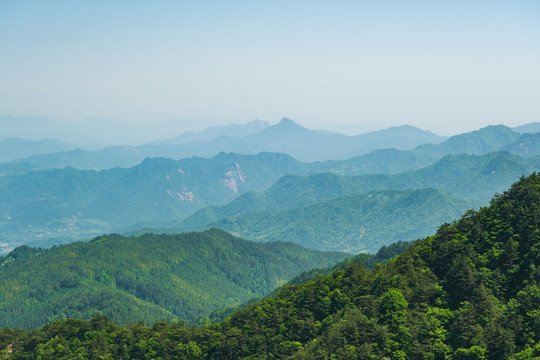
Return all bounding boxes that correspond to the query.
[2,174,539,359]
[0,152,310,249]
[0,229,347,329]
[209,188,468,252]
[176,151,539,233]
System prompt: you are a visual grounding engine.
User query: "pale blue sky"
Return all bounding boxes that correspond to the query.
[1,0,539,135]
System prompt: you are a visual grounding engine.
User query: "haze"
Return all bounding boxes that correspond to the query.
[1,0,539,137]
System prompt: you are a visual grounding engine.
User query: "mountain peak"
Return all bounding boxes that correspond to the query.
[276,117,302,128]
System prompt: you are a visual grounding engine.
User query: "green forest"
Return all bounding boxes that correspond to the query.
[210,188,467,252]
[1,173,539,359]
[0,230,347,329]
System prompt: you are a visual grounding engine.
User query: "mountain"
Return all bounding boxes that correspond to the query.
[5,118,445,170]
[322,124,524,175]
[512,121,540,134]
[151,119,271,144]
[176,152,540,234]
[0,122,526,178]
[3,122,519,174]
[243,120,445,162]
[502,133,540,158]
[2,173,539,359]
[0,138,76,162]
[2,149,538,253]
[0,162,42,177]
[0,152,309,250]
[0,229,348,329]
[0,120,534,174]
[415,124,521,157]
[2,147,146,171]
[6,150,534,251]
[207,189,469,253]
[341,125,446,159]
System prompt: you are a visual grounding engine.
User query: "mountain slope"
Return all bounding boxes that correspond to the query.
[1,122,522,179]
[502,133,540,158]
[151,119,271,144]
[2,173,539,359]
[0,229,348,329]
[512,121,540,134]
[341,125,446,159]
[2,150,538,252]
[209,188,469,253]
[178,152,540,232]
[0,152,309,249]
[415,124,521,157]
[0,138,76,162]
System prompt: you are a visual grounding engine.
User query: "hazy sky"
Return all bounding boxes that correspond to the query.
[1,0,539,135]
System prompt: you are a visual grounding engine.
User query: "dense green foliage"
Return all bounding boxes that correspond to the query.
[285,240,412,286]
[210,188,468,253]
[0,229,347,329]
[1,174,539,359]
[206,240,413,323]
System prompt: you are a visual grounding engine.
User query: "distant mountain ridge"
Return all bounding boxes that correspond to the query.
[415,124,521,157]
[5,121,540,175]
[3,118,540,172]
[3,118,445,169]
[512,121,540,134]
[0,138,76,162]
[149,119,271,144]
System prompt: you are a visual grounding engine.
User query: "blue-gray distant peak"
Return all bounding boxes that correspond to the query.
[253,118,316,139]
[275,117,306,130]
[512,122,540,134]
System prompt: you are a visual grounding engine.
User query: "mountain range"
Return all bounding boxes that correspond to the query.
[0,152,309,250]
[0,138,76,163]
[3,118,445,170]
[178,151,540,231]
[3,120,540,177]
[2,172,539,359]
[1,119,540,255]
[1,149,539,254]
[133,152,535,253]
